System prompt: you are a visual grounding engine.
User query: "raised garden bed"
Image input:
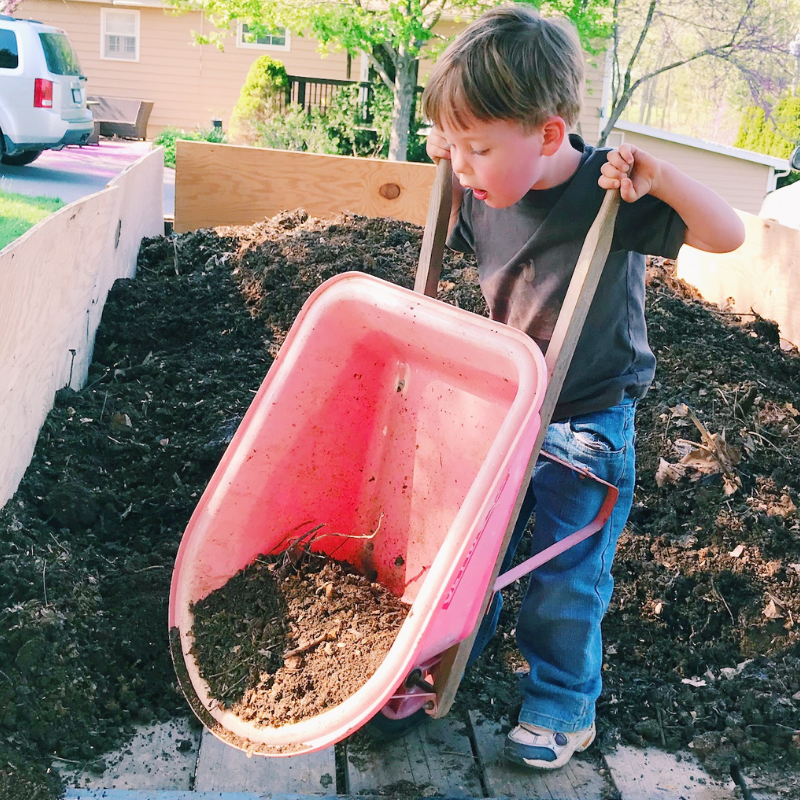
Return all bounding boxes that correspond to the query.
[0,211,798,798]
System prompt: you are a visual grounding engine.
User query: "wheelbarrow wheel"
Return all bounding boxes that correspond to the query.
[366,707,429,741]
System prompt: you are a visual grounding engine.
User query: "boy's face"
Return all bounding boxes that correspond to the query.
[439,117,551,208]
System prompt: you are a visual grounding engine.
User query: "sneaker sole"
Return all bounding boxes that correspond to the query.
[504,728,596,770]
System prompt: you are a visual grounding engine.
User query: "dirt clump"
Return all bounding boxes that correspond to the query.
[0,212,798,797]
[189,549,408,726]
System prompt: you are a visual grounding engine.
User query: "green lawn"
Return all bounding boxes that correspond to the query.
[0,190,63,250]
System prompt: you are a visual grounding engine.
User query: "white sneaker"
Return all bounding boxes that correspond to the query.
[504,721,596,769]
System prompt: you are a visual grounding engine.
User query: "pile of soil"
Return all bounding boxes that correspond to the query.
[0,210,798,797]
[189,549,408,726]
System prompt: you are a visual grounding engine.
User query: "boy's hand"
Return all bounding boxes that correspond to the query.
[599,144,662,202]
[426,127,451,163]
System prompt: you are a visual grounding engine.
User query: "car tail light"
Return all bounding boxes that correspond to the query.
[34,79,53,108]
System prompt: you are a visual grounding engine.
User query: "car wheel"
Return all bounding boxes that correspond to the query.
[1,150,44,166]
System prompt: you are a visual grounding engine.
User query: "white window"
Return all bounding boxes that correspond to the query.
[237,22,290,51]
[101,8,139,62]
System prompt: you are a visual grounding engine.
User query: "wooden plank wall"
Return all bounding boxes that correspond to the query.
[174,141,436,231]
[676,210,800,347]
[0,150,164,510]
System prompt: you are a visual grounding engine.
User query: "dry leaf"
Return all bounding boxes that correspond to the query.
[670,403,691,417]
[682,677,707,687]
[763,599,785,620]
[656,458,686,487]
[729,544,745,558]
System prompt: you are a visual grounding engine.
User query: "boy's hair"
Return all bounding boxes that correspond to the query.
[422,4,584,131]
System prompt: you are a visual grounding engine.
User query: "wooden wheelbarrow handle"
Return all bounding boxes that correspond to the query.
[414,159,453,297]
[422,183,622,718]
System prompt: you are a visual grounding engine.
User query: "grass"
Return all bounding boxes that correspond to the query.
[0,190,63,250]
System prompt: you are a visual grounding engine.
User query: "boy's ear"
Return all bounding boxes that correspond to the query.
[540,116,567,155]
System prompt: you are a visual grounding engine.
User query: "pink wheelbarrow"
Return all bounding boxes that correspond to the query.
[168,162,621,756]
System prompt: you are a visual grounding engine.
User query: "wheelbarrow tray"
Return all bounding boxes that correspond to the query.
[169,271,547,755]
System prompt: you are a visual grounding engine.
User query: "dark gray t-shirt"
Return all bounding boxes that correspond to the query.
[448,135,686,420]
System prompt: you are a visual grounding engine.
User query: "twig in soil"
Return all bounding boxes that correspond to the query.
[655,706,667,747]
[283,633,330,659]
[730,762,756,800]
[43,562,48,607]
[746,430,794,463]
[710,577,735,622]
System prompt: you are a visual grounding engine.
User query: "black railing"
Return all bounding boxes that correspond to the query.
[285,75,424,127]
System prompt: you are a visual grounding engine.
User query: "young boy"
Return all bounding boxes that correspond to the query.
[422,4,744,770]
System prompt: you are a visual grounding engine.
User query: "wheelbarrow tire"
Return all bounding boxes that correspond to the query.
[366,707,429,741]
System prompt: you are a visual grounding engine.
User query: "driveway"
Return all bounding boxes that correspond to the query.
[0,140,175,216]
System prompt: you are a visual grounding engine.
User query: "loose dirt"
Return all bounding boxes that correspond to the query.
[189,550,409,726]
[0,211,798,798]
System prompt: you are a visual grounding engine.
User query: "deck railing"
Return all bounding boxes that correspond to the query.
[285,75,424,126]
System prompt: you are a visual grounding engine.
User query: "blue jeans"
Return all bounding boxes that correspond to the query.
[468,399,637,732]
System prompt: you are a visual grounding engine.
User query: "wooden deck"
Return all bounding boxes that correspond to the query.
[59,713,766,800]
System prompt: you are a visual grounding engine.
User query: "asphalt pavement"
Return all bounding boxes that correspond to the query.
[0,140,174,216]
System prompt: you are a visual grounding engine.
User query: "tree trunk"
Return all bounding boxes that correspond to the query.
[598,92,633,146]
[388,50,416,162]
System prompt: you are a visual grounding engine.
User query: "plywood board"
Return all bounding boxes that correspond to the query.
[58,719,200,791]
[469,711,606,799]
[345,715,481,797]
[194,729,336,794]
[677,211,800,347]
[604,745,735,800]
[175,141,436,232]
[0,148,165,510]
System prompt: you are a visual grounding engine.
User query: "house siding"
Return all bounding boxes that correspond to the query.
[23,0,350,135]
[614,130,772,215]
[25,1,607,145]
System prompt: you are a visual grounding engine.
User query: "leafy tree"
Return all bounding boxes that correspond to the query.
[601,0,797,145]
[735,95,800,157]
[167,0,612,161]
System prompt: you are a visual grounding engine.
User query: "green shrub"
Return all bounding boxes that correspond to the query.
[249,80,429,162]
[229,55,290,144]
[153,125,226,169]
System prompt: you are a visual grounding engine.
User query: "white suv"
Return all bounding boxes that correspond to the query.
[0,14,93,166]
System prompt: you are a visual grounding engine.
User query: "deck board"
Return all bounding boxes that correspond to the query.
[468,711,605,800]
[193,730,336,794]
[345,716,482,797]
[603,744,737,800]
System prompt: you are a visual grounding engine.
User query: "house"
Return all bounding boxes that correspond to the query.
[611,119,789,215]
[17,1,606,144]
[15,1,790,214]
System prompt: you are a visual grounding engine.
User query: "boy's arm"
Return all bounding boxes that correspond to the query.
[427,128,465,238]
[599,144,746,254]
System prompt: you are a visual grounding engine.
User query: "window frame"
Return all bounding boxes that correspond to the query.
[100,7,140,63]
[235,22,290,52]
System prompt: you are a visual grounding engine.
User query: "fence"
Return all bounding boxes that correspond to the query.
[0,148,165,510]
[284,75,425,127]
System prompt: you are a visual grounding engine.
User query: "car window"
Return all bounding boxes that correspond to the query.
[0,29,19,69]
[38,32,82,75]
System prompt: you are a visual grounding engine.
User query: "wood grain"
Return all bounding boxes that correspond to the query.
[0,150,164,509]
[194,729,335,794]
[345,715,480,797]
[469,711,606,799]
[414,158,453,297]
[175,141,436,232]
[677,210,800,347]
